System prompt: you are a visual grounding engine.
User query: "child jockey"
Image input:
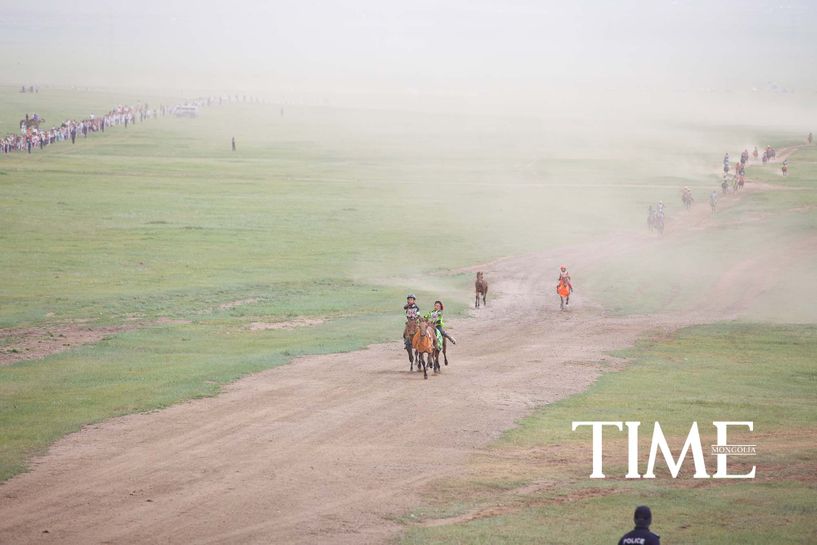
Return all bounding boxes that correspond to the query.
[426,300,456,349]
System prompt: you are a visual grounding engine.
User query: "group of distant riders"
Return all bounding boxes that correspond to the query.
[648,133,812,232]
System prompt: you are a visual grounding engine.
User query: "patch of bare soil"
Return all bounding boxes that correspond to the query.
[249,318,325,331]
[0,324,133,366]
[218,298,259,310]
[154,317,193,325]
[0,316,197,366]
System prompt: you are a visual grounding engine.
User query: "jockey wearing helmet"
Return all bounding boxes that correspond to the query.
[557,265,574,310]
[558,265,573,292]
[404,294,420,350]
[404,294,420,320]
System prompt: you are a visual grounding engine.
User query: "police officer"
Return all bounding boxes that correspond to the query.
[617,505,660,545]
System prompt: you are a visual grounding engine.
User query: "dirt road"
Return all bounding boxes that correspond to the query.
[0,173,807,544]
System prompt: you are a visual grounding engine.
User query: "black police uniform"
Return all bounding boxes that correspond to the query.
[617,525,660,545]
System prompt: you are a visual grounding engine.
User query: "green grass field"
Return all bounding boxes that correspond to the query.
[397,323,817,545]
[1,85,815,495]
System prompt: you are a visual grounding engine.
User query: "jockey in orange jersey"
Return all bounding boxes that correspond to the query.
[557,265,573,310]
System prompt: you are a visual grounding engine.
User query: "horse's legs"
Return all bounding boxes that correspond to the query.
[560,296,565,310]
[443,339,448,366]
[421,353,428,379]
[475,293,479,308]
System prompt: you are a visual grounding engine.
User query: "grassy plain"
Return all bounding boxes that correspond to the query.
[1,86,814,487]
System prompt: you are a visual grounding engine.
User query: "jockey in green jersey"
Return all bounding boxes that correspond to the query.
[425,300,456,349]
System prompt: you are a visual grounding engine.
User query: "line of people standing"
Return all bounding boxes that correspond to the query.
[1,104,158,155]
[1,93,260,157]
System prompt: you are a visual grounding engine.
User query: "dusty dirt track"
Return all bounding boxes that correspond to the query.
[0,167,809,544]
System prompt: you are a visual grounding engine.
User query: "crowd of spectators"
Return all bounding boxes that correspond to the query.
[1,94,261,156]
[1,104,158,155]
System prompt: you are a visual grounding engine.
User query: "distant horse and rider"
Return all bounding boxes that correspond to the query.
[557,265,573,311]
[647,204,665,235]
[474,272,488,308]
[681,187,694,210]
[19,114,45,130]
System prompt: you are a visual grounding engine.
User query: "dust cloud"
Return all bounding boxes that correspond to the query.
[2,0,815,321]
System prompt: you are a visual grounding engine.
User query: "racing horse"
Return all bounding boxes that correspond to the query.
[411,317,437,379]
[654,211,665,235]
[557,277,572,311]
[404,318,419,369]
[682,191,693,211]
[475,271,488,308]
[647,208,664,235]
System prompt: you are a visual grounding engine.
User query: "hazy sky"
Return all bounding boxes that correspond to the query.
[1,1,815,110]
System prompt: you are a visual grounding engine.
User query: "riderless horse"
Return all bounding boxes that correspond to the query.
[474,272,488,308]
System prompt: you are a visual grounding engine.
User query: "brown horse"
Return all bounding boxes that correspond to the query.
[557,278,571,310]
[681,190,693,210]
[411,317,436,379]
[475,271,488,308]
[404,318,419,369]
[19,117,44,130]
